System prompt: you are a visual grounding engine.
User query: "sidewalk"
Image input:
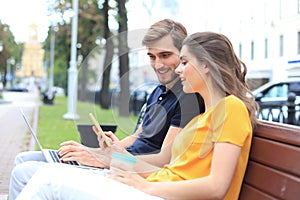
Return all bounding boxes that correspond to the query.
[0,90,40,199]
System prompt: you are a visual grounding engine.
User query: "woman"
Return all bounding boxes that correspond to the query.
[16,32,259,200]
[109,32,259,199]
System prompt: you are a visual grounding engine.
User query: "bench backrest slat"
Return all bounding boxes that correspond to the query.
[239,184,278,200]
[239,120,300,200]
[250,137,300,177]
[242,162,300,199]
[254,121,300,146]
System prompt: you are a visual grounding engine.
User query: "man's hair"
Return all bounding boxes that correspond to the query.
[142,19,187,51]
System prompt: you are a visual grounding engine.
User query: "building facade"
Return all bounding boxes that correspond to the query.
[128,0,300,90]
[228,0,300,89]
[15,24,44,86]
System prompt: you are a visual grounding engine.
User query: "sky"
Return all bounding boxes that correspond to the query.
[0,0,49,42]
[0,0,242,43]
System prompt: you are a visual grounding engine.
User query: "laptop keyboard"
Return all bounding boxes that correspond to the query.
[49,150,79,166]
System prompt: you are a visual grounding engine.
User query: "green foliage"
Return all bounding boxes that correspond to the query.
[43,0,105,94]
[43,0,130,113]
[37,95,137,149]
[0,22,23,74]
[43,24,71,92]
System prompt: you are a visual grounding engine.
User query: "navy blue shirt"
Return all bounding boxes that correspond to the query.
[126,80,205,155]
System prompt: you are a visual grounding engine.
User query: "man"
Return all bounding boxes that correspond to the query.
[9,19,205,200]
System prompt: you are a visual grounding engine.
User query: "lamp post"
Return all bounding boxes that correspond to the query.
[63,0,80,120]
[6,57,15,88]
[48,26,58,99]
[0,41,3,91]
[0,41,3,52]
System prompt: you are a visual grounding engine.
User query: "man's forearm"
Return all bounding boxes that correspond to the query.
[120,135,138,148]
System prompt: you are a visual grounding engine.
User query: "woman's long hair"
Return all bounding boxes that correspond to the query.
[183,32,259,128]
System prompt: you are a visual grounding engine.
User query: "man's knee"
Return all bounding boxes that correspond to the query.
[14,151,45,166]
[12,161,46,182]
[14,152,28,166]
[9,163,36,200]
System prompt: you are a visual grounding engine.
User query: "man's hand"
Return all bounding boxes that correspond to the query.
[58,140,109,168]
[92,126,121,149]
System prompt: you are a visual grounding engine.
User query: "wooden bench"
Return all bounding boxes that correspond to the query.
[239,120,300,200]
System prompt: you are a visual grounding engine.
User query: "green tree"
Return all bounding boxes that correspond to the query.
[0,21,23,87]
[45,0,130,115]
[77,0,104,101]
[44,23,71,93]
[45,0,104,98]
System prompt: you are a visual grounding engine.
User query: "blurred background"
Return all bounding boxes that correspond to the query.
[0,1,300,197]
[0,0,299,123]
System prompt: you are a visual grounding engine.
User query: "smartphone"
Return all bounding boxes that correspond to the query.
[89,113,111,147]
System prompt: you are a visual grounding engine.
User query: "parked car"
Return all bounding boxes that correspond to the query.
[253,78,300,124]
[6,85,28,92]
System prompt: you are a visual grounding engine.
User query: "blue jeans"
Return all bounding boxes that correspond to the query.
[9,151,47,200]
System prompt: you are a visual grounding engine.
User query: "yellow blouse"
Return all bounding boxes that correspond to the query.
[146,95,252,199]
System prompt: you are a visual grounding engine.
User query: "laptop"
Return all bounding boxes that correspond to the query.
[77,123,117,148]
[21,110,102,170]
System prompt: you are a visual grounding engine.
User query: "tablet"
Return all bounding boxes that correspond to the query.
[77,124,117,148]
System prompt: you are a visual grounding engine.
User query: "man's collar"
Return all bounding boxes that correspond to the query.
[158,79,182,93]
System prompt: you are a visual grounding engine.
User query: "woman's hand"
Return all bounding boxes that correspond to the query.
[58,140,109,168]
[107,169,154,195]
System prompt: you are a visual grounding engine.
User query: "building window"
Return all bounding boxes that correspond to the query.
[279,35,284,57]
[298,32,300,54]
[264,38,268,59]
[239,43,242,59]
[251,41,254,60]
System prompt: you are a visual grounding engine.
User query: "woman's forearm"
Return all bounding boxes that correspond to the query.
[147,177,225,200]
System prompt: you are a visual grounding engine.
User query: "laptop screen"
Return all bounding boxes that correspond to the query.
[21,110,44,152]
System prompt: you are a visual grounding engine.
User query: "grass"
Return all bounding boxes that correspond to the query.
[37,96,138,149]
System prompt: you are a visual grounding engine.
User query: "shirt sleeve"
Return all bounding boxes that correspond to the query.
[211,97,252,147]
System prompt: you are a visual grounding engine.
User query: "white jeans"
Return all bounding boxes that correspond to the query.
[9,151,47,200]
[16,163,163,200]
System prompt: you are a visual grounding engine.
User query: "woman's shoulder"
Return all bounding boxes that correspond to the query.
[226,95,247,109]
[212,95,248,117]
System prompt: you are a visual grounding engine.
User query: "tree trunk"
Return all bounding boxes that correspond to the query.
[117,0,130,117]
[100,0,114,109]
[100,38,114,109]
[78,57,88,101]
